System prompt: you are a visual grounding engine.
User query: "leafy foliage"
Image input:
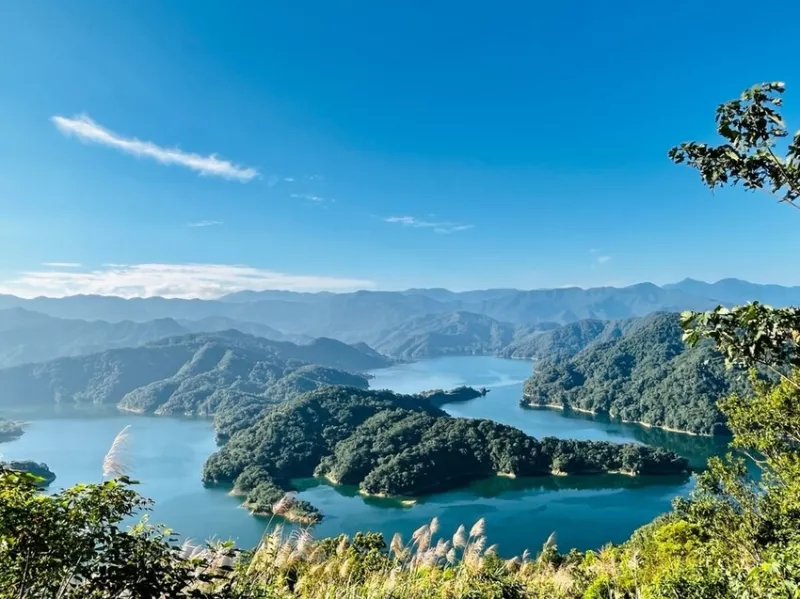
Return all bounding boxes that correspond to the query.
[670,81,800,208]
[0,465,238,599]
[0,461,55,486]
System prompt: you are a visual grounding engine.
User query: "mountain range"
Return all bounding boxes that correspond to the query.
[0,279,797,365]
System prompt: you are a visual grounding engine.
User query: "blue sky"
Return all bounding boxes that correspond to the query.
[1,1,799,298]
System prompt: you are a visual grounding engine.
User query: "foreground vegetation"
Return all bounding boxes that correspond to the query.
[3,82,800,598]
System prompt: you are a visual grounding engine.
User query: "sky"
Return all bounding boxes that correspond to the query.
[1,1,799,298]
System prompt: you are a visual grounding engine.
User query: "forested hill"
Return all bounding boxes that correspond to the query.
[370,311,649,361]
[522,312,749,435]
[370,311,557,359]
[203,387,688,516]
[0,331,385,429]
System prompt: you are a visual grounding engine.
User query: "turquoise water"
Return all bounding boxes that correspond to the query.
[0,356,727,555]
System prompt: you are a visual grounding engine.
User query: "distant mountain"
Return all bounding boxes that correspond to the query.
[521,313,749,435]
[0,309,311,368]
[1,279,797,345]
[371,311,556,359]
[500,317,646,360]
[175,316,311,344]
[663,278,800,307]
[0,331,387,434]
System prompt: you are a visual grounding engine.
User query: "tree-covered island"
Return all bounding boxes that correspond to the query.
[203,386,688,519]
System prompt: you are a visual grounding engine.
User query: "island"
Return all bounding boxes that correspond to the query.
[2,460,56,486]
[0,418,25,443]
[230,466,322,524]
[417,385,488,407]
[203,387,689,520]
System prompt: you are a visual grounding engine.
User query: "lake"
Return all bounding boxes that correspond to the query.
[0,356,728,555]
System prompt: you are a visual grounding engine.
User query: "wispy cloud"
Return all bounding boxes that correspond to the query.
[0,263,375,299]
[42,262,82,268]
[188,220,223,227]
[383,215,474,234]
[51,114,258,182]
[291,193,329,204]
[589,249,611,265]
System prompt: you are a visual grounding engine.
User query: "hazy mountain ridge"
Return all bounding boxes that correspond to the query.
[0,309,311,368]
[0,278,795,365]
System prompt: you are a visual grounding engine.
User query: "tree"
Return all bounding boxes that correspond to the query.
[670,82,800,597]
[0,466,235,598]
[669,81,800,209]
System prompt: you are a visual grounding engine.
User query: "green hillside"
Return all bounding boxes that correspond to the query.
[522,313,748,435]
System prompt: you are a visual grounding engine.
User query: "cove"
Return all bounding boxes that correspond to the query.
[0,356,728,555]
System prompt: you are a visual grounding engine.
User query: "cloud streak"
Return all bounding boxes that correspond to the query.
[384,215,474,234]
[188,220,223,227]
[0,263,374,299]
[42,262,82,268]
[290,193,329,203]
[51,115,258,182]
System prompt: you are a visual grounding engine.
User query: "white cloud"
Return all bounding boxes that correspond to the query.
[51,114,258,182]
[383,215,474,234]
[0,263,375,299]
[596,255,612,264]
[283,177,295,182]
[291,193,328,203]
[188,220,223,227]
[41,262,82,268]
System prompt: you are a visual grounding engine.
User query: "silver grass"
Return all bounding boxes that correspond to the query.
[390,532,405,556]
[417,531,431,553]
[543,531,557,551]
[421,548,437,566]
[102,425,131,478]
[434,538,449,558]
[336,535,349,556]
[412,523,429,541]
[338,559,351,579]
[468,535,487,558]
[452,524,467,548]
[297,528,314,554]
[485,543,499,556]
[469,517,485,539]
[446,547,457,564]
[429,516,440,536]
[521,548,531,563]
[272,492,295,514]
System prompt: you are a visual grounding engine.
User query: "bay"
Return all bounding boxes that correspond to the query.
[0,356,727,555]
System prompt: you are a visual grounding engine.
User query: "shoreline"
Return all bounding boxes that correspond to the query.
[522,397,711,437]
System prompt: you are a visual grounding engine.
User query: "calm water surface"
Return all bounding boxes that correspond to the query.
[0,356,728,554]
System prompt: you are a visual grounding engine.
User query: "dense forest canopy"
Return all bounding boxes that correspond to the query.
[203,386,688,517]
[522,312,749,435]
